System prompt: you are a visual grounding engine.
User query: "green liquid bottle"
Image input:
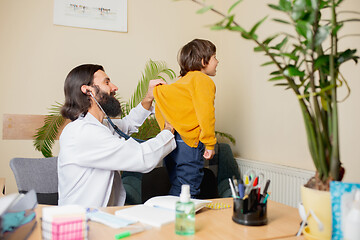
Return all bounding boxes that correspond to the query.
[175,185,195,235]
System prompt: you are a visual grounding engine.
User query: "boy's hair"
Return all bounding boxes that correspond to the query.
[178,39,216,77]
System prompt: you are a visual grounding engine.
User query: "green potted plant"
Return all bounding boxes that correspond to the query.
[34,59,235,157]
[184,0,359,238]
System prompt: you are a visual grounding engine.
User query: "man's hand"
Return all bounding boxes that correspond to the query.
[203,149,215,160]
[141,79,167,110]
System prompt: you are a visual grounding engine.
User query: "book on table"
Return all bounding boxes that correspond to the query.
[115,195,211,227]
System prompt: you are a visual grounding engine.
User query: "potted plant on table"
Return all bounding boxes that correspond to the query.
[182,0,359,238]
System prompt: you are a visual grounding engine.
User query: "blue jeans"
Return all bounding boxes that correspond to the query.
[164,132,204,198]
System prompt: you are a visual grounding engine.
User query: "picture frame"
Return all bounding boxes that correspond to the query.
[53,0,127,32]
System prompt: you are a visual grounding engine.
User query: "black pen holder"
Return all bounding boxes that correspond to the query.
[232,190,268,226]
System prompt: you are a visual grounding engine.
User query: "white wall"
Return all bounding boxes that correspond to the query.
[1,0,359,194]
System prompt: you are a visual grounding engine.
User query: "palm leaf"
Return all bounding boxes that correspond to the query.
[131,116,160,140]
[125,59,176,115]
[215,131,236,144]
[33,102,65,157]
[126,59,176,140]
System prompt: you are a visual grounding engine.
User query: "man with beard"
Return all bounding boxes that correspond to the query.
[58,64,176,207]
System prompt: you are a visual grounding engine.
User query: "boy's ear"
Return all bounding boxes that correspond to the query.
[201,59,206,67]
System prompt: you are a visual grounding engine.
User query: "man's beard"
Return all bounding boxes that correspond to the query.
[94,86,122,117]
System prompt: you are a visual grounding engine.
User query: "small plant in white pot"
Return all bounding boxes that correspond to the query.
[181,0,359,238]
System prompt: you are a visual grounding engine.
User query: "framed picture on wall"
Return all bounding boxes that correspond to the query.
[53,0,127,32]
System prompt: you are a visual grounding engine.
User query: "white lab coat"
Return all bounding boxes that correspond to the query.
[58,103,176,207]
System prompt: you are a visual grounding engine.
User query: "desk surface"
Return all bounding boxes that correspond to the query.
[29,198,304,240]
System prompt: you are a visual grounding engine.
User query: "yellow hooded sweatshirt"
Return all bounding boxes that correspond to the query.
[153,71,217,150]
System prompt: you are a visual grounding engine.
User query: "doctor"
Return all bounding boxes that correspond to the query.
[58,64,176,207]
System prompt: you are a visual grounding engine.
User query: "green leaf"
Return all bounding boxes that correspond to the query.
[228,0,243,14]
[274,83,289,87]
[129,59,176,111]
[314,26,330,46]
[33,102,65,158]
[211,25,226,30]
[279,0,292,11]
[296,20,312,40]
[249,16,268,37]
[279,52,299,61]
[261,61,276,66]
[196,5,213,14]
[332,23,343,35]
[241,32,252,40]
[292,0,307,21]
[225,15,235,27]
[254,46,267,52]
[314,55,329,69]
[162,69,176,79]
[273,18,291,24]
[215,131,236,144]
[337,49,359,64]
[270,70,281,75]
[274,36,288,50]
[268,4,282,11]
[263,34,279,45]
[131,116,160,140]
[229,25,247,33]
[269,76,286,81]
[284,65,305,77]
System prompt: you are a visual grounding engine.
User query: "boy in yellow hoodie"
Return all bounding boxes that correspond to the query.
[153,39,219,197]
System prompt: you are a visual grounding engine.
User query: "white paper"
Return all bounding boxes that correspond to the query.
[115,205,175,227]
[144,195,211,212]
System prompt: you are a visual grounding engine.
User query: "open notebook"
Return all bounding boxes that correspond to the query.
[115,196,211,227]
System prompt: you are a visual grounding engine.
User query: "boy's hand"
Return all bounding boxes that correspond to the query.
[203,149,215,160]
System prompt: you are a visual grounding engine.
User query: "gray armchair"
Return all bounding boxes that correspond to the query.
[10,157,58,205]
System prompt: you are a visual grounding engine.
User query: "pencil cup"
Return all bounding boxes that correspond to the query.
[232,196,267,226]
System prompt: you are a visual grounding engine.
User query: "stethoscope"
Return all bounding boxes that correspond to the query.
[88,91,145,143]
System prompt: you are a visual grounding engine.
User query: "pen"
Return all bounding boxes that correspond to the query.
[263,193,270,204]
[228,178,238,198]
[238,183,245,198]
[244,175,249,185]
[115,227,148,239]
[232,177,240,196]
[253,176,258,187]
[263,179,271,195]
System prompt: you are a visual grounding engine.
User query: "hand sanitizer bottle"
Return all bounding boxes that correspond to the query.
[175,184,195,235]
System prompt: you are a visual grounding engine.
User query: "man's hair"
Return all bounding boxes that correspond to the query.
[178,39,216,77]
[61,64,104,121]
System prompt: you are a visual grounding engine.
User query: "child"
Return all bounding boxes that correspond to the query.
[153,39,219,197]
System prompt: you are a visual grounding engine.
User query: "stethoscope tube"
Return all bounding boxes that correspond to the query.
[88,91,145,143]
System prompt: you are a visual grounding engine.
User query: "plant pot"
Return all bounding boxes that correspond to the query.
[300,185,331,240]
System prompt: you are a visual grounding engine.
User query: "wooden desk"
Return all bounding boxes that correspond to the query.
[29,198,302,240]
